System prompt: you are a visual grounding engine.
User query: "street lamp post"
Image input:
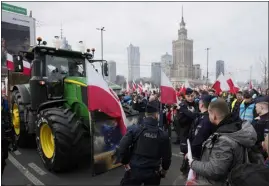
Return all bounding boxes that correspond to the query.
[96,27,105,76]
[205,48,210,85]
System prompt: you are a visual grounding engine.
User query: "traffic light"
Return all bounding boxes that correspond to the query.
[103,62,108,76]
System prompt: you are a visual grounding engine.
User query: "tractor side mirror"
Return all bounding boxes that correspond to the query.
[103,62,108,76]
[13,55,23,72]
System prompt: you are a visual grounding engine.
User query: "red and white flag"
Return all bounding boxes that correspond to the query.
[138,81,143,93]
[226,78,239,94]
[132,80,136,91]
[6,53,31,76]
[86,61,127,135]
[212,73,239,95]
[160,70,177,104]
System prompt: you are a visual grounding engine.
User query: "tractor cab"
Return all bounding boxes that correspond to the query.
[13,37,109,111]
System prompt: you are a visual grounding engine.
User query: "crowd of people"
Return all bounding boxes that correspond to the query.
[118,87,269,185]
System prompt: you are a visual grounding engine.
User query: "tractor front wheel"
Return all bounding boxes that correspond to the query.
[11,90,28,147]
[36,107,90,172]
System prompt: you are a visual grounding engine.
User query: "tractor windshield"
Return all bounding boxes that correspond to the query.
[46,55,85,77]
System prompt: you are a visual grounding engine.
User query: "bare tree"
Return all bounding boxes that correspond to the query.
[260,57,268,87]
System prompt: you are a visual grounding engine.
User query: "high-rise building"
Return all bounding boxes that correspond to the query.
[161,52,172,78]
[127,44,140,81]
[193,64,201,80]
[108,61,117,83]
[61,37,72,50]
[216,60,225,79]
[171,6,193,85]
[151,62,161,85]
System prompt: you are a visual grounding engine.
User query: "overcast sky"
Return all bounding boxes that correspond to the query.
[8,1,268,82]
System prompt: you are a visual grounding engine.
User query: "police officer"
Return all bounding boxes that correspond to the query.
[177,88,199,151]
[252,96,269,161]
[175,88,199,174]
[1,95,17,176]
[189,95,216,160]
[119,99,171,186]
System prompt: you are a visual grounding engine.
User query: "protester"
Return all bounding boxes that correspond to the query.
[239,90,258,123]
[208,89,216,96]
[231,91,244,119]
[188,99,257,185]
[119,99,171,186]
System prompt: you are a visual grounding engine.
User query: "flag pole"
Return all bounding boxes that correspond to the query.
[159,67,163,129]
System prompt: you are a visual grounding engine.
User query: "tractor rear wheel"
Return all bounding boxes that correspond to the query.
[36,107,90,172]
[11,90,28,147]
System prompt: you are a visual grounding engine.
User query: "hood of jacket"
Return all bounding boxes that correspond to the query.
[217,116,257,148]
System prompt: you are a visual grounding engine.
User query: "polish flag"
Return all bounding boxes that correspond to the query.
[86,61,127,135]
[132,80,136,91]
[160,70,177,104]
[226,78,239,94]
[212,73,231,95]
[6,53,31,76]
[138,81,143,93]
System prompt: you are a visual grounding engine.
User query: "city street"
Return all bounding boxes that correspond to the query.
[2,136,186,186]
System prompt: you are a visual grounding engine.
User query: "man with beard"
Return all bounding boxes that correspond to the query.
[187,99,258,185]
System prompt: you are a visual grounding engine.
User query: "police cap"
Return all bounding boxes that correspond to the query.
[146,100,159,113]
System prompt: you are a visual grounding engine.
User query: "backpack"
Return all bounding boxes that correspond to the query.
[228,163,269,186]
[220,135,269,186]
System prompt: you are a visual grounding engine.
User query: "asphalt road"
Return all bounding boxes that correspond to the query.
[2,135,186,186]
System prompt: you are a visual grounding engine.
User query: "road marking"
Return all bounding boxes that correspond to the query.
[8,153,45,185]
[28,163,47,176]
[172,174,185,185]
[172,153,183,157]
[14,150,22,155]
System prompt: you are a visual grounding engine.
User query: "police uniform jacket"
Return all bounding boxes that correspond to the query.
[189,111,215,160]
[119,117,171,171]
[177,100,199,127]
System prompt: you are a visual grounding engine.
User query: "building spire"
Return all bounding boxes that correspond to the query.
[182,5,183,19]
[180,5,185,28]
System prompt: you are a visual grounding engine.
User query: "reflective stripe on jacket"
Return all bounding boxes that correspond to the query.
[239,101,255,122]
[231,99,237,112]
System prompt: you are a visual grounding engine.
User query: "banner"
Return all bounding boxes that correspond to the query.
[92,112,140,175]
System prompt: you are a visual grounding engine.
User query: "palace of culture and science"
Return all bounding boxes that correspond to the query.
[170,8,202,87]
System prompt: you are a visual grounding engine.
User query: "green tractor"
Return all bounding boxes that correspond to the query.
[10,39,112,172]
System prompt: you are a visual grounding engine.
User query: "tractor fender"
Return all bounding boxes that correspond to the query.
[37,99,67,113]
[12,84,31,104]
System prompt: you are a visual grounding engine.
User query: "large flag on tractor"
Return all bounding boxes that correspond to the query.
[86,62,127,135]
[6,53,31,76]
[160,70,177,104]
